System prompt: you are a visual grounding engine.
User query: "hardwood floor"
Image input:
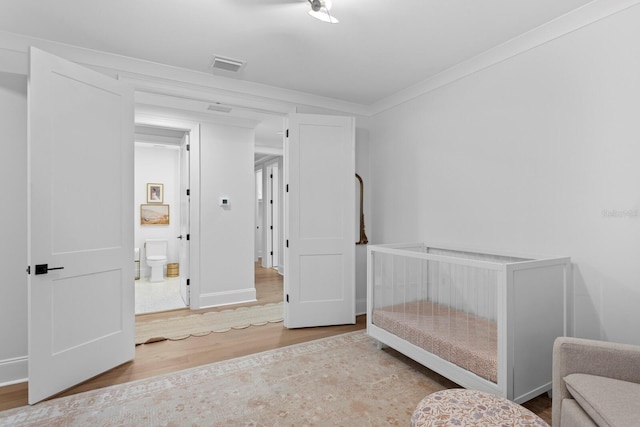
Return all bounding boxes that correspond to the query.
[0,263,363,411]
[0,263,551,424]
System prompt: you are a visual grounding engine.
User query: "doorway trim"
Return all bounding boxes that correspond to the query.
[254,167,263,263]
[254,157,283,272]
[264,160,282,270]
[135,113,202,309]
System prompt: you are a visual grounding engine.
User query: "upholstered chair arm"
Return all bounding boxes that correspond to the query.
[552,337,640,427]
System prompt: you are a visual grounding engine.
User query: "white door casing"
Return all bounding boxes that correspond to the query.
[134,115,200,309]
[265,165,274,268]
[28,48,134,404]
[179,133,190,306]
[284,113,356,328]
[255,169,263,263]
[271,164,280,268]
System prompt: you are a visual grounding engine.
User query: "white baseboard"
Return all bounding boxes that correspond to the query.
[0,356,28,387]
[197,287,257,309]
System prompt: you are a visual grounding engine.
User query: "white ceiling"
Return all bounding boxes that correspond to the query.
[0,0,594,105]
[0,0,594,154]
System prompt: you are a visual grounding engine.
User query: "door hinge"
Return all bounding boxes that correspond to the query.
[270,225,273,230]
[270,199,273,204]
[26,266,30,275]
[270,174,273,179]
[186,144,190,151]
[186,234,190,241]
[286,184,289,193]
[286,240,289,248]
[286,129,289,138]
[286,294,289,303]
[186,279,190,286]
[186,189,190,196]
[270,251,273,256]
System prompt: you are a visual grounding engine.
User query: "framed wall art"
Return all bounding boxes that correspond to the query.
[140,204,170,225]
[146,183,164,203]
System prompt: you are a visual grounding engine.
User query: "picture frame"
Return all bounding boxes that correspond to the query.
[140,204,170,225]
[146,183,164,203]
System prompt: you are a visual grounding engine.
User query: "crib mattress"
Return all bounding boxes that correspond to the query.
[372,301,498,383]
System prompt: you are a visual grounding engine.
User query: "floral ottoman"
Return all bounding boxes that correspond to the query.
[411,389,549,426]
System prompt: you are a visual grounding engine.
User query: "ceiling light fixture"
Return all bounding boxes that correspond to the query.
[308,0,338,24]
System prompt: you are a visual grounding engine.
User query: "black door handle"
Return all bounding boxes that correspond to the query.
[35,264,64,275]
[177,235,183,240]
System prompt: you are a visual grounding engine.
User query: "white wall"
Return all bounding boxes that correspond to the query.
[0,72,28,384]
[134,144,181,277]
[198,123,256,307]
[355,126,371,315]
[369,5,640,345]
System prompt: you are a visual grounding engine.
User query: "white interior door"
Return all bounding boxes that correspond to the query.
[284,113,355,328]
[28,47,134,404]
[271,164,280,268]
[265,165,274,268]
[179,133,190,306]
[255,170,263,262]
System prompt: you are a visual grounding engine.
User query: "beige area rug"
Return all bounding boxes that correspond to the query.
[135,302,284,345]
[0,331,457,426]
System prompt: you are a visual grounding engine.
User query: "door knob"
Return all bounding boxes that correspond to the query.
[177,235,183,240]
[35,264,64,275]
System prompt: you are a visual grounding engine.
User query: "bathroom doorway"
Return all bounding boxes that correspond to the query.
[134,124,190,314]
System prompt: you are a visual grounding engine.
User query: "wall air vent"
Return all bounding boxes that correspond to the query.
[210,55,246,72]
[207,103,233,113]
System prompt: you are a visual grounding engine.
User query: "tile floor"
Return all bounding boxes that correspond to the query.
[135,276,187,314]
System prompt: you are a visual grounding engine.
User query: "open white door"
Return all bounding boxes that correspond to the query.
[179,133,190,306]
[28,48,134,404]
[256,169,263,263]
[265,165,274,268]
[271,164,280,269]
[284,113,355,328]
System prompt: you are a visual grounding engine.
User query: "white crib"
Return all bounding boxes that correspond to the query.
[367,243,571,403]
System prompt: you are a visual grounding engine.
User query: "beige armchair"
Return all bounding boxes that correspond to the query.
[552,337,640,426]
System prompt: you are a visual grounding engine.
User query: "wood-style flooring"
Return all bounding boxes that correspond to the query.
[0,263,551,424]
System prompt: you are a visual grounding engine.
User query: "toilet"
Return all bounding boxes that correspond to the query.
[145,239,168,282]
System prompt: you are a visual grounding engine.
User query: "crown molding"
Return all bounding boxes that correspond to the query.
[0,30,370,117]
[3,0,638,119]
[370,0,640,115]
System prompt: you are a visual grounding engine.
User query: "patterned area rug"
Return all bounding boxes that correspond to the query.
[0,331,455,426]
[135,302,284,344]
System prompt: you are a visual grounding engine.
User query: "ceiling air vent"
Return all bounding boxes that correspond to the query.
[210,55,245,72]
[207,103,233,113]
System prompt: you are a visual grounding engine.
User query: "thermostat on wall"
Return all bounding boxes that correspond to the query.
[219,197,230,207]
